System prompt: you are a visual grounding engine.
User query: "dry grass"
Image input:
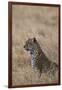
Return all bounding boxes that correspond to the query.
[12,5,59,86]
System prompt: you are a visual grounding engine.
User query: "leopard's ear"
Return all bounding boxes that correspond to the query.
[33,37,36,42]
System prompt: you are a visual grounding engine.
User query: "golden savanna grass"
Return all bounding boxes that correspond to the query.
[12,5,59,86]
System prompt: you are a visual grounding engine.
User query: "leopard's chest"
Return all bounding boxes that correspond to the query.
[31,51,39,68]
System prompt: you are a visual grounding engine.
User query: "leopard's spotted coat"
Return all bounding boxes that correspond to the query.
[24,38,58,78]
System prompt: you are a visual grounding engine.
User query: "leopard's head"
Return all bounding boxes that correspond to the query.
[24,38,37,54]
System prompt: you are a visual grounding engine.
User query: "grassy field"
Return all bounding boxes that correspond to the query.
[12,5,59,86]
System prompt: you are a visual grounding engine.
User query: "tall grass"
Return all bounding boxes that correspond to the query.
[12,5,59,86]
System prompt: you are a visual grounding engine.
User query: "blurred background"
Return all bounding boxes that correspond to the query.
[12,5,59,86]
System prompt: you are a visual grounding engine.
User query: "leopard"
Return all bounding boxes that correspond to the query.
[24,37,58,78]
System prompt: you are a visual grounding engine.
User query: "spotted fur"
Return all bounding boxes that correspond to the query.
[24,38,58,77]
